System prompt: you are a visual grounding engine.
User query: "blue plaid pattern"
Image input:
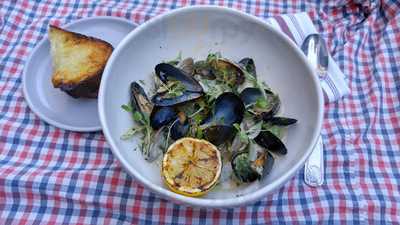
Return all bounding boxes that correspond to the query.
[0,0,399,224]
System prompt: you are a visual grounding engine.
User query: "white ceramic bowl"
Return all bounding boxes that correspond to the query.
[99,6,323,208]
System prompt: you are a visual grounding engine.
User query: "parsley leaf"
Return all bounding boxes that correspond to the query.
[255,97,268,108]
[121,104,133,113]
[132,111,143,123]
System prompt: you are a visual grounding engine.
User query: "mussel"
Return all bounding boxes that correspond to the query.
[264,151,274,176]
[149,106,177,130]
[231,151,259,182]
[209,58,245,87]
[239,87,280,121]
[231,144,274,183]
[238,58,256,77]
[170,112,190,140]
[206,92,245,126]
[254,130,287,155]
[151,92,203,107]
[193,60,216,80]
[130,82,153,116]
[152,63,204,106]
[203,125,236,146]
[269,117,297,126]
[155,63,203,92]
[201,92,245,145]
[248,142,269,175]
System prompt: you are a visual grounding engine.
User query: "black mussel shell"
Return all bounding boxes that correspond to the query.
[264,152,274,176]
[239,87,280,120]
[264,89,274,95]
[254,131,287,155]
[239,87,263,106]
[155,63,203,93]
[212,92,245,126]
[170,113,190,140]
[150,106,177,130]
[201,92,244,145]
[151,91,203,107]
[268,117,297,126]
[130,82,153,115]
[203,125,236,146]
[231,151,260,182]
[238,58,256,77]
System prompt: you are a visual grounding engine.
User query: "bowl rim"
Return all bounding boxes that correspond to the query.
[98,5,324,208]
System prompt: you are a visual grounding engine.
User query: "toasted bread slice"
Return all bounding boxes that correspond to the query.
[48,25,113,98]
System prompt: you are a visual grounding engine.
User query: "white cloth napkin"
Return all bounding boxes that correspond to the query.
[265,12,350,102]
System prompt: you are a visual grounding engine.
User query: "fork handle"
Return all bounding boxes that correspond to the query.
[304,135,324,187]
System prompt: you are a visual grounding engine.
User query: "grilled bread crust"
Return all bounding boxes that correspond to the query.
[49,25,113,98]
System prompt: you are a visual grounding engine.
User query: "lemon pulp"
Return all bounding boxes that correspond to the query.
[162,138,222,197]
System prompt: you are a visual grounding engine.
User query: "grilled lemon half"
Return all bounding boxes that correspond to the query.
[162,137,222,197]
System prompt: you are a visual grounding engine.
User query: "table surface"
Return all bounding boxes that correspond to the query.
[1,0,399,224]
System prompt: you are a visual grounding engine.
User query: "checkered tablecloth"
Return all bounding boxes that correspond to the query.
[1,0,399,224]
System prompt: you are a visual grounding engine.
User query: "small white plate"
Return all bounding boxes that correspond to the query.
[23,16,137,132]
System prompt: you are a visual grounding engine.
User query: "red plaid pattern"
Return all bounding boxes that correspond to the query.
[1,0,399,224]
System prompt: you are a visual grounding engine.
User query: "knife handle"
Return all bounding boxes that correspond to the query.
[304,135,324,187]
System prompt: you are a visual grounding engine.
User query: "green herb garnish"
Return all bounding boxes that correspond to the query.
[120,104,153,159]
[121,104,133,113]
[159,80,186,98]
[262,122,283,138]
[255,97,268,108]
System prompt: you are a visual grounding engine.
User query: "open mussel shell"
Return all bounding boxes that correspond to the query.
[152,63,204,106]
[248,143,275,177]
[239,87,262,106]
[248,142,267,176]
[268,117,297,126]
[202,92,245,145]
[264,152,274,176]
[231,151,260,183]
[239,87,280,120]
[193,60,216,80]
[211,92,245,126]
[170,113,190,140]
[155,63,203,93]
[149,106,177,130]
[203,125,236,146]
[231,144,275,182]
[151,91,203,107]
[254,130,287,155]
[238,58,256,77]
[130,82,153,115]
[231,146,275,183]
[210,58,245,86]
